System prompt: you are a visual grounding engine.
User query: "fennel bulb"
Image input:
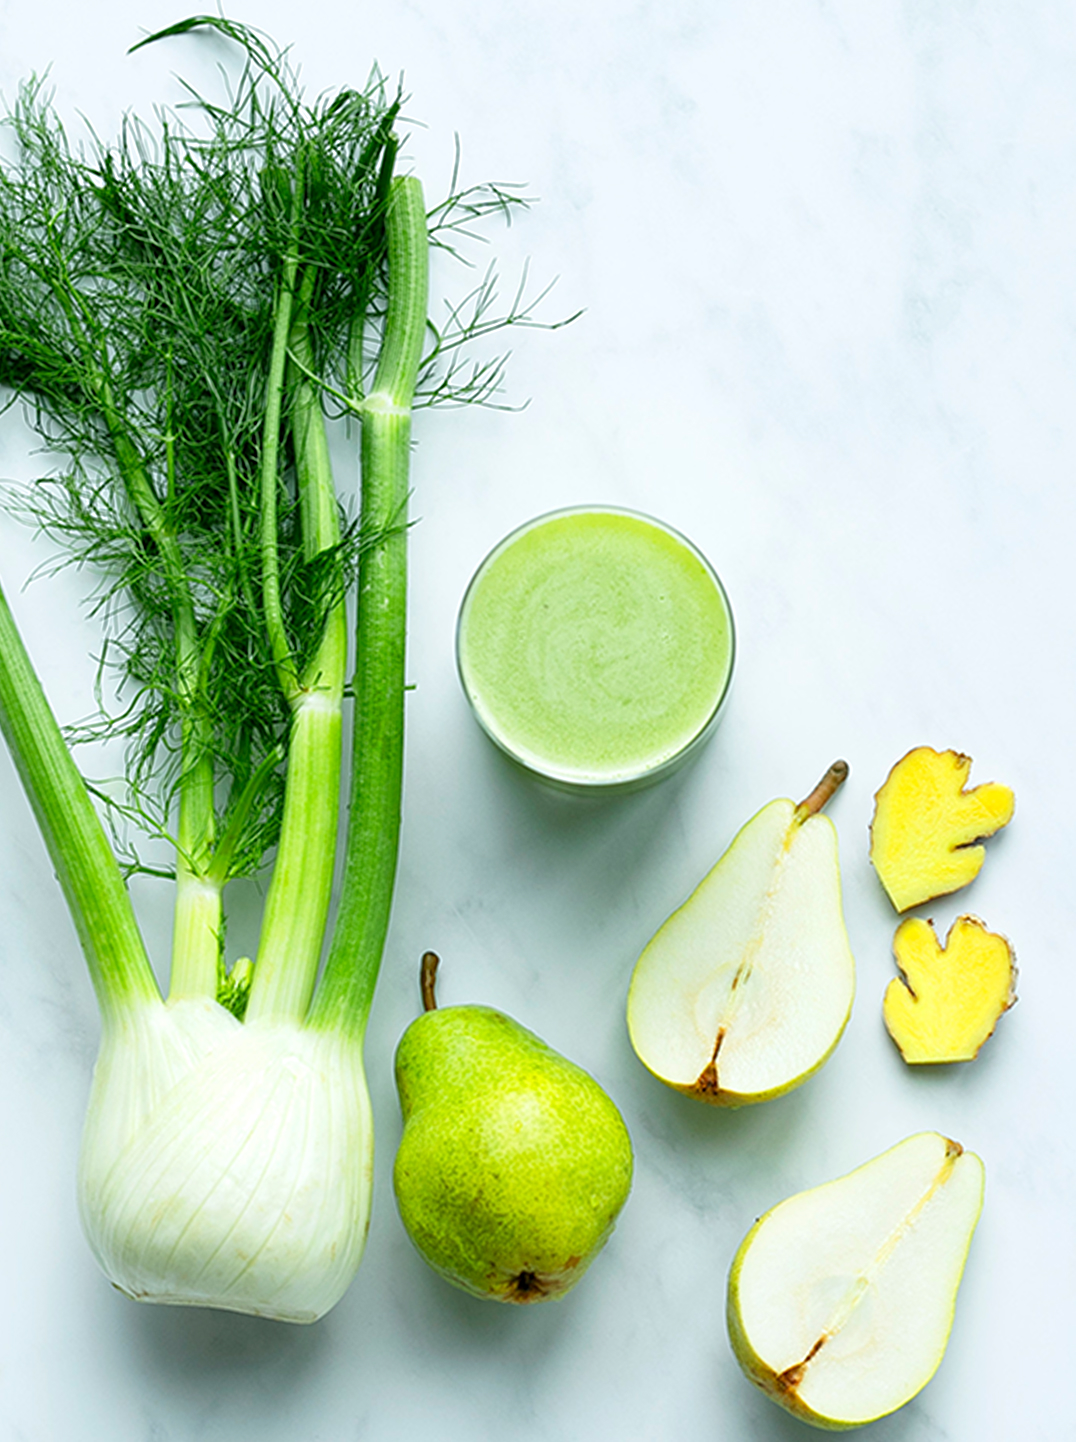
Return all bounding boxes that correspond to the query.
[79,1002,372,1322]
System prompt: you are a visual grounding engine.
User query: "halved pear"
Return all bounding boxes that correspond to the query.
[627,763,855,1105]
[727,1131,984,1429]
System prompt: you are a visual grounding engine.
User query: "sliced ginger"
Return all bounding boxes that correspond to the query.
[884,916,1016,1064]
[870,747,1014,912]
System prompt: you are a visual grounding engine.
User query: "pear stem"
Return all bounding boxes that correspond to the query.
[420,951,440,1012]
[794,760,849,823]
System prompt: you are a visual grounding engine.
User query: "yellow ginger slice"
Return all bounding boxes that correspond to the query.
[884,916,1016,1064]
[870,748,1014,911]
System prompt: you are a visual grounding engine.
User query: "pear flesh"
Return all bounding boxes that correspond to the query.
[393,976,633,1303]
[727,1131,985,1429]
[627,765,855,1105]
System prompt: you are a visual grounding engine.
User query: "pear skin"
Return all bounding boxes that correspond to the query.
[393,956,633,1302]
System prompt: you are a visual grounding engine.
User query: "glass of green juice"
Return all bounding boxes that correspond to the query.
[456,506,735,793]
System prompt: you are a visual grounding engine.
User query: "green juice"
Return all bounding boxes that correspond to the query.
[457,508,734,791]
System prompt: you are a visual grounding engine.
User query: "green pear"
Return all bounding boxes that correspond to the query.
[727,1131,985,1430]
[393,954,633,1302]
[627,762,855,1105]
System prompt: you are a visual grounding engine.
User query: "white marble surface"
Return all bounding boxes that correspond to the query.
[1,2,1074,1437]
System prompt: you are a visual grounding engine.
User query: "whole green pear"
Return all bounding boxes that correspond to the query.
[393,954,633,1302]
